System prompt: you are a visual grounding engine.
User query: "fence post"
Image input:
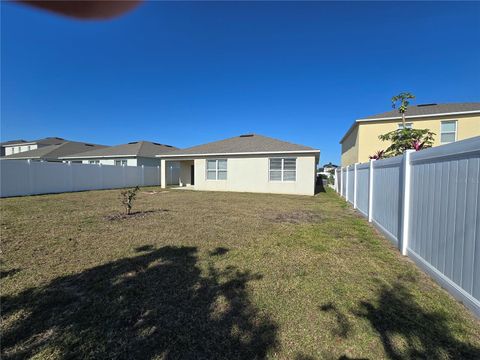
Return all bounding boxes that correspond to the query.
[98,163,103,188]
[345,165,350,202]
[353,163,358,209]
[340,167,343,196]
[68,161,73,192]
[27,159,33,195]
[400,150,414,256]
[141,165,145,186]
[368,159,375,222]
[334,169,338,192]
[157,165,161,186]
[123,164,126,187]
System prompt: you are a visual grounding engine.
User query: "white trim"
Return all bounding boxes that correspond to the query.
[157,149,320,158]
[356,110,480,122]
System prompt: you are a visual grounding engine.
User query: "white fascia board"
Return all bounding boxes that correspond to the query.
[356,110,480,122]
[156,149,320,158]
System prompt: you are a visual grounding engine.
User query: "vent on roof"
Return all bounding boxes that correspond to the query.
[47,137,64,140]
[85,144,95,147]
[164,145,173,147]
[152,142,163,146]
[128,141,138,144]
[239,134,254,137]
[417,103,437,107]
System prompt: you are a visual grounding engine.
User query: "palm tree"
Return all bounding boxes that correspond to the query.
[391,92,415,128]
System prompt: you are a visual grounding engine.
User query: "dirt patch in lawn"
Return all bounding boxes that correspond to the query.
[104,209,169,221]
[265,210,325,224]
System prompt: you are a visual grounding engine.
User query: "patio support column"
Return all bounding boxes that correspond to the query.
[160,159,166,188]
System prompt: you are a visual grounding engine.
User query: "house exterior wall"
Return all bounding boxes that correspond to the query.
[341,113,480,166]
[4,144,38,156]
[340,127,359,167]
[191,154,317,196]
[79,158,138,166]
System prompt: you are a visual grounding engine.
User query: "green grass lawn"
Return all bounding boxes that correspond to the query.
[1,187,479,359]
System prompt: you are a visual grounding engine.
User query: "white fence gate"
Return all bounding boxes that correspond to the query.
[335,136,480,317]
[0,160,169,198]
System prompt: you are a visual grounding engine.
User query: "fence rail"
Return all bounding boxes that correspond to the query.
[0,160,164,198]
[335,136,480,317]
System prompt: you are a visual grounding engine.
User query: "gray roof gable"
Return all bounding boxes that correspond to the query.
[159,134,318,157]
[61,141,178,159]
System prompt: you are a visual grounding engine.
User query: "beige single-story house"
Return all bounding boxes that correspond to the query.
[157,134,320,196]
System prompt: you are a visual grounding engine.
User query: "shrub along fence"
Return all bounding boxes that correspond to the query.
[335,136,480,317]
[0,160,167,198]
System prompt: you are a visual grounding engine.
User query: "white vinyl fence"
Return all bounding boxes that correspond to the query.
[335,136,480,317]
[0,160,171,198]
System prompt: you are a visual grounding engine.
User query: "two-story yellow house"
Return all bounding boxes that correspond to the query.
[340,102,480,166]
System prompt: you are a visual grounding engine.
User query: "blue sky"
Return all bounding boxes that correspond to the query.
[1,2,479,164]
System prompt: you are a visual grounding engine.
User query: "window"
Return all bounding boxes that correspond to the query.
[89,160,100,164]
[441,121,457,143]
[206,159,227,180]
[115,160,128,166]
[269,158,296,182]
[398,123,413,130]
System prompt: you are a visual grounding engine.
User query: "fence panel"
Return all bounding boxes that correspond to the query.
[333,137,480,317]
[408,137,480,312]
[356,163,369,216]
[341,169,346,197]
[0,160,162,197]
[372,156,403,244]
[347,166,354,205]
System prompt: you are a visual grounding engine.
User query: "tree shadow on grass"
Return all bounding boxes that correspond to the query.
[356,282,480,359]
[1,246,277,359]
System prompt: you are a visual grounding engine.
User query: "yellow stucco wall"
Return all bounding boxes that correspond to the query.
[340,126,359,167]
[341,114,480,166]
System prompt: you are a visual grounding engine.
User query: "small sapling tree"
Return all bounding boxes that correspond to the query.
[120,186,140,215]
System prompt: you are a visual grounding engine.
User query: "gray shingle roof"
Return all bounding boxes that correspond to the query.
[0,139,28,146]
[61,141,178,159]
[159,134,318,157]
[359,102,480,120]
[3,141,108,160]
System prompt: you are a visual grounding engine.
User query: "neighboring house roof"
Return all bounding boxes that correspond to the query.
[61,141,178,159]
[3,141,108,160]
[2,137,67,147]
[1,139,28,146]
[158,134,319,157]
[323,162,338,168]
[340,102,480,143]
[358,102,480,121]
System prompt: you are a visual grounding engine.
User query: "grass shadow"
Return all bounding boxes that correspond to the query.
[356,282,480,359]
[1,246,277,359]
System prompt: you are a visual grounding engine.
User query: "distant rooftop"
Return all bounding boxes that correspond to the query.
[3,141,108,160]
[359,102,480,121]
[61,141,178,159]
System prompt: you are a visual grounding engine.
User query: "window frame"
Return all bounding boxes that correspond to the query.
[89,160,100,165]
[269,157,297,182]
[114,159,128,166]
[440,120,457,144]
[205,159,227,181]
